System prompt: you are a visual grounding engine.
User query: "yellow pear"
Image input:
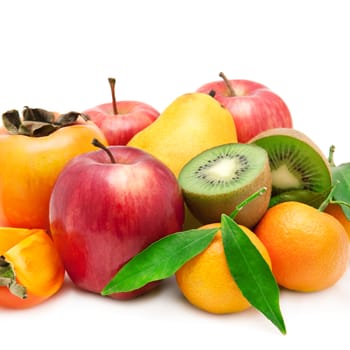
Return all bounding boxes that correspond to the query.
[127,92,238,177]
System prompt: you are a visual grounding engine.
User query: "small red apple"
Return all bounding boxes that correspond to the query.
[84,78,159,145]
[49,140,185,300]
[197,72,293,143]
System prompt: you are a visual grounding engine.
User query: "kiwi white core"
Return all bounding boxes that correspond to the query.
[206,158,242,181]
[271,164,301,189]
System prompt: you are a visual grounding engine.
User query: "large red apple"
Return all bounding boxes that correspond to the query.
[197,72,293,143]
[49,140,185,300]
[84,78,160,145]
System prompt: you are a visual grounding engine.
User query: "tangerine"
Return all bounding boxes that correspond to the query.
[175,223,271,314]
[254,201,350,292]
[325,203,350,239]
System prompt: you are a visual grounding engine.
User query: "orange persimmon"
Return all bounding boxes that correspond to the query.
[0,227,65,308]
[0,108,107,230]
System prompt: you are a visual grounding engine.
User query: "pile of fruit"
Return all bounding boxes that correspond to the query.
[1,73,349,335]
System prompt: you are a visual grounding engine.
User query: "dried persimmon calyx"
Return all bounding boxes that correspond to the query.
[1,107,90,137]
[0,255,27,299]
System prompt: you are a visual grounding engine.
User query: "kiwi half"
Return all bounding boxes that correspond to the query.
[178,143,272,228]
[249,128,332,208]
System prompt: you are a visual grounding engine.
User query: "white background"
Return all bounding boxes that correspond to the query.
[1,0,349,348]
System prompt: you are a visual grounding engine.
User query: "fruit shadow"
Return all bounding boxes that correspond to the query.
[61,272,174,305]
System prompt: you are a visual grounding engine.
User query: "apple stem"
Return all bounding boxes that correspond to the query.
[92,138,116,164]
[219,72,236,97]
[108,77,118,114]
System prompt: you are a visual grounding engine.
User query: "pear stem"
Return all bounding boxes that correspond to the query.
[229,187,267,220]
[208,90,216,98]
[92,138,116,164]
[108,77,118,115]
[219,72,236,97]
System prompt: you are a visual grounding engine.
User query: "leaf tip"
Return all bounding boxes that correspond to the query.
[100,282,115,296]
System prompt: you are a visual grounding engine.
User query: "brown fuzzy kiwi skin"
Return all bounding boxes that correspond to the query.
[183,155,272,229]
[233,160,272,228]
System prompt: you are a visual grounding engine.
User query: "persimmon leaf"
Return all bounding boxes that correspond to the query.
[22,106,55,123]
[19,121,60,137]
[1,107,89,137]
[55,111,89,125]
[2,109,21,134]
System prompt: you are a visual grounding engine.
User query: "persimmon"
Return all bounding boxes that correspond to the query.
[0,107,107,230]
[0,227,65,308]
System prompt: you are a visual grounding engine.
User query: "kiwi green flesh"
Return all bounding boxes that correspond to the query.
[178,143,269,195]
[251,135,332,196]
[268,189,329,209]
[178,143,272,227]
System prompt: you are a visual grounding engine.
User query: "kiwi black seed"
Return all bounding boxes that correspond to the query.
[178,143,272,228]
[249,128,332,208]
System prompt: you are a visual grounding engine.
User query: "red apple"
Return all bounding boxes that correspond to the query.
[197,72,293,143]
[49,140,185,300]
[84,78,159,145]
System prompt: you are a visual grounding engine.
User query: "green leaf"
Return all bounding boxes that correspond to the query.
[331,163,350,220]
[220,214,287,335]
[101,228,219,295]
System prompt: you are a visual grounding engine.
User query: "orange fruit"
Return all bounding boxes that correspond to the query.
[325,203,350,239]
[175,223,271,314]
[254,201,350,292]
